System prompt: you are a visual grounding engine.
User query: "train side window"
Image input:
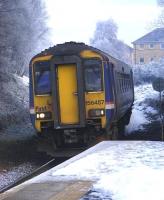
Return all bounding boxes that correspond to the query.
[34,61,51,95]
[118,79,121,92]
[129,79,132,89]
[126,79,128,91]
[121,79,123,93]
[123,79,125,92]
[121,79,123,92]
[129,80,131,89]
[119,78,121,92]
[128,80,130,89]
[117,78,119,92]
[121,79,124,93]
[125,80,127,91]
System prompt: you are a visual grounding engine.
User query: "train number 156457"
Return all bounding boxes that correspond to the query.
[86,100,104,105]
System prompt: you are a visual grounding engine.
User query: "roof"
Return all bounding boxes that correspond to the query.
[132,28,164,44]
[30,42,130,67]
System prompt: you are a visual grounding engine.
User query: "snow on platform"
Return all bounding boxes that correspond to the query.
[1,141,164,200]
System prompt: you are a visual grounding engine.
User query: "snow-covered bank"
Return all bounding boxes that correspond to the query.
[0,72,29,129]
[126,84,161,134]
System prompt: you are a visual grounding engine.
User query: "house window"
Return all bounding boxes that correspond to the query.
[149,44,154,49]
[139,57,144,64]
[139,44,144,49]
[150,57,154,62]
[160,43,164,49]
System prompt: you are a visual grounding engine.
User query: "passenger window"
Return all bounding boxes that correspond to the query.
[122,79,124,92]
[84,59,102,92]
[34,61,51,95]
[118,79,121,92]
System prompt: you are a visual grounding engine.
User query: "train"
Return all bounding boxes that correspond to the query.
[29,42,134,148]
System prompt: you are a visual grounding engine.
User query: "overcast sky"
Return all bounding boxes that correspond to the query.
[45,0,161,46]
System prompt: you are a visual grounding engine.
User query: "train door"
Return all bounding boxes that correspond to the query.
[57,64,79,124]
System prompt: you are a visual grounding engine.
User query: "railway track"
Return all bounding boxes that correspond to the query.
[0,158,64,194]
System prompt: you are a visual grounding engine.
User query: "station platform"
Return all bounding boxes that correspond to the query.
[0,141,164,200]
[0,180,92,200]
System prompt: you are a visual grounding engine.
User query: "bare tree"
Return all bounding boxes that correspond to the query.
[151,0,164,28]
[0,0,49,76]
[91,19,118,44]
[90,19,133,64]
[133,59,164,85]
[157,0,164,6]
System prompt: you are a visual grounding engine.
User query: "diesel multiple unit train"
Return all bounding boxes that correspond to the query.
[29,42,134,148]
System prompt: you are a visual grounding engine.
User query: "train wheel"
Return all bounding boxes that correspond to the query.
[36,131,45,138]
[117,120,125,139]
[105,125,119,140]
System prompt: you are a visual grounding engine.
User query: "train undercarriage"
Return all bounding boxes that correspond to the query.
[36,108,132,157]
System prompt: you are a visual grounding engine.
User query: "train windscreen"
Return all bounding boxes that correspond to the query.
[84,59,102,92]
[34,61,51,95]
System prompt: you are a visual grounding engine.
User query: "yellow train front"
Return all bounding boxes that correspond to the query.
[29,42,134,147]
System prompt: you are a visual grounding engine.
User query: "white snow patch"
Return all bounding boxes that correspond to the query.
[17,75,29,86]
[94,166,164,200]
[126,109,148,132]
[134,84,158,101]
[22,75,29,86]
[126,84,159,134]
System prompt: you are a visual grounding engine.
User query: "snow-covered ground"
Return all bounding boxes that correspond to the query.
[0,163,37,189]
[17,75,29,87]
[21,141,164,200]
[126,84,161,134]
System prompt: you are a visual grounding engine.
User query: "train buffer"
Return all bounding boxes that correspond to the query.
[0,141,164,200]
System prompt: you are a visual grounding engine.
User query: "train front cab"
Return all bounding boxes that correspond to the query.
[50,50,108,133]
[30,50,115,143]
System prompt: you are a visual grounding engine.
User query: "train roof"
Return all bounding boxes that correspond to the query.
[32,42,130,68]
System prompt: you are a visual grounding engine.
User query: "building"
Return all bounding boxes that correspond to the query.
[132,28,164,65]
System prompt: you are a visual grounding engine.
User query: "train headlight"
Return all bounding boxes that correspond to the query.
[88,109,105,117]
[40,113,45,118]
[36,112,52,120]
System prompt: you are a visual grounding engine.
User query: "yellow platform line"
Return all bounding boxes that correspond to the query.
[49,181,93,200]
